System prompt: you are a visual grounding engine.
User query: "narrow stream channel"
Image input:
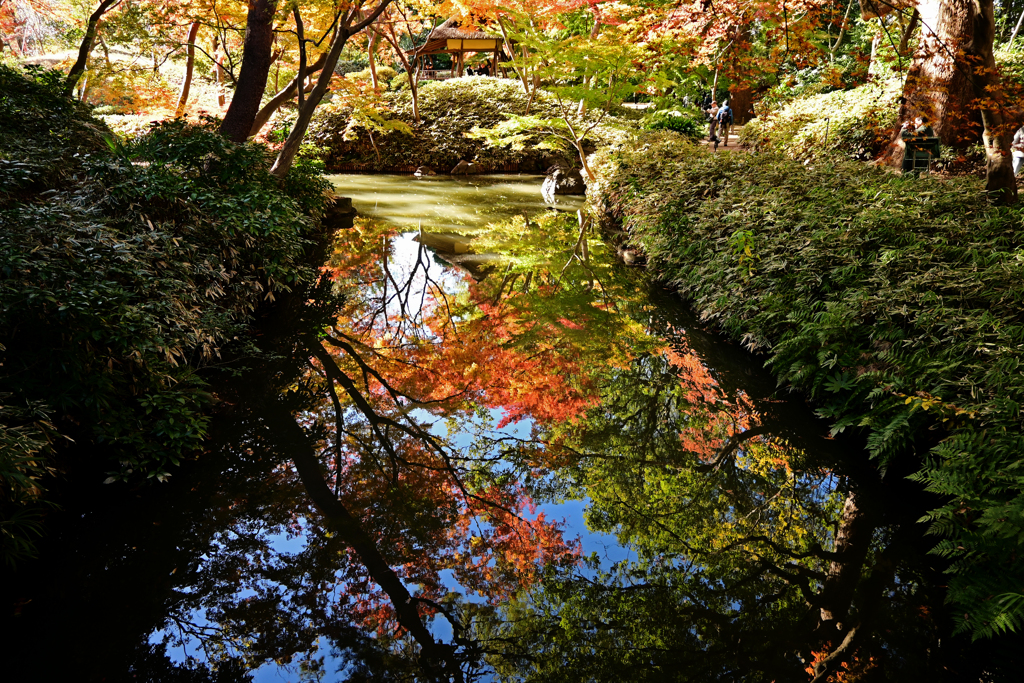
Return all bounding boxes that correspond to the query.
[1,175,1013,682]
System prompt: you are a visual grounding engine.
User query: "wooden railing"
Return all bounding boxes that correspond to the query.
[417,70,503,81]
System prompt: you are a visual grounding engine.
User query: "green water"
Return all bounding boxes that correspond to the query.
[327,173,585,233]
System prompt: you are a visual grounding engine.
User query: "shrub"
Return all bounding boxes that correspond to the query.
[741,77,901,162]
[641,108,703,140]
[591,130,1024,640]
[335,59,368,76]
[309,77,626,172]
[0,65,330,562]
[344,66,398,86]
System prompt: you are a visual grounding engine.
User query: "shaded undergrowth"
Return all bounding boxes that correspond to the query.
[0,65,331,563]
[590,130,1024,639]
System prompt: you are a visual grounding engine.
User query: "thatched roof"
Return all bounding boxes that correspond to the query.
[427,18,494,41]
[411,18,502,56]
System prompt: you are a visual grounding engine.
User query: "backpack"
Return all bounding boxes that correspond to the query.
[718,106,732,124]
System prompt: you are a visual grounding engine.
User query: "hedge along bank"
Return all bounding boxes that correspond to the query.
[0,66,333,563]
[304,76,631,173]
[588,130,1024,639]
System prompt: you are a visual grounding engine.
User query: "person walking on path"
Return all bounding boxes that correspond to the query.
[717,101,734,146]
[707,101,720,142]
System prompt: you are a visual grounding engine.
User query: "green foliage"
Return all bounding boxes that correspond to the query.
[641,109,704,140]
[742,77,902,162]
[0,65,330,563]
[0,395,58,566]
[346,65,399,85]
[334,59,369,76]
[590,130,1024,639]
[310,77,614,171]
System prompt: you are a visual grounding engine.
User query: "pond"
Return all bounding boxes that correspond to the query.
[0,174,1014,682]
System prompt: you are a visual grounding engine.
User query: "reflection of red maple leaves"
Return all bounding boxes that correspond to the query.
[662,337,777,466]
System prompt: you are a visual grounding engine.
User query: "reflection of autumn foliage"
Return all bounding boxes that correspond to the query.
[327,218,604,429]
[325,218,400,289]
[303,217,602,638]
[805,646,878,682]
[662,334,794,473]
[403,296,601,428]
[305,428,581,637]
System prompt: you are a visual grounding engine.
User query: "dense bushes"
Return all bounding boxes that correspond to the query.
[641,108,703,140]
[0,65,330,561]
[741,78,901,162]
[590,131,1024,639]
[308,76,624,172]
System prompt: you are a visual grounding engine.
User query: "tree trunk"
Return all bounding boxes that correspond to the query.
[368,29,379,90]
[497,17,531,104]
[969,0,1018,203]
[248,51,328,137]
[270,2,395,180]
[219,0,278,143]
[97,35,111,66]
[730,87,753,124]
[174,22,200,118]
[898,8,921,54]
[1010,6,1024,45]
[64,0,120,98]
[818,488,876,626]
[213,36,226,107]
[882,0,978,166]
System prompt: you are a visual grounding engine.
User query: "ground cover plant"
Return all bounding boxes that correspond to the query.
[590,130,1024,639]
[0,65,330,562]
[741,77,902,162]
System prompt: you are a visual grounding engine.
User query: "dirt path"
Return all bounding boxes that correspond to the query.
[700,124,746,153]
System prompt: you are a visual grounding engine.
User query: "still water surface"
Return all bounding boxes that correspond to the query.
[2,174,1013,682]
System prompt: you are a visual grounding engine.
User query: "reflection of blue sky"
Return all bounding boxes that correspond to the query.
[155,174,840,681]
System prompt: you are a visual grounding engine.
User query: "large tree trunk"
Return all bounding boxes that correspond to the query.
[969,0,1018,202]
[882,0,1016,202]
[63,0,120,98]
[730,87,753,124]
[219,0,279,143]
[882,0,977,165]
[174,22,200,118]
[248,50,328,137]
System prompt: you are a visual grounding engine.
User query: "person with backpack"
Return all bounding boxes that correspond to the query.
[707,101,720,143]
[717,101,734,146]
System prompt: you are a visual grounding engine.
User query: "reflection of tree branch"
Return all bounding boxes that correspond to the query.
[694,424,771,473]
[809,624,859,683]
[310,342,529,527]
[264,400,466,682]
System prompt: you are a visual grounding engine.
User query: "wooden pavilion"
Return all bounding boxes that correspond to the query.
[410,19,505,80]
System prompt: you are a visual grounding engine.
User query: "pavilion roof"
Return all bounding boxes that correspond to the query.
[411,18,502,56]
